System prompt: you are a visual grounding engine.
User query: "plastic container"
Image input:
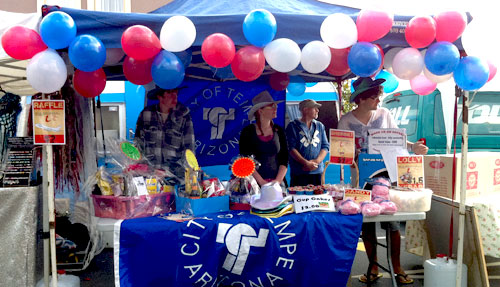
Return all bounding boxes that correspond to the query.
[424,255,467,287]
[36,273,80,287]
[388,188,432,212]
[91,192,174,219]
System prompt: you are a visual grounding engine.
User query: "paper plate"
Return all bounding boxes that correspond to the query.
[185,149,199,170]
[120,142,141,161]
[231,157,256,178]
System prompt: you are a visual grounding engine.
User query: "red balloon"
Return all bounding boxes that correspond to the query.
[73,69,107,98]
[405,16,436,48]
[269,72,290,91]
[326,47,351,76]
[434,11,467,42]
[356,10,393,42]
[487,60,497,82]
[121,25,161,60]
[1,26,47,60]
[201,33,235,68]
[123,56,153,85]
[231,46,265,82]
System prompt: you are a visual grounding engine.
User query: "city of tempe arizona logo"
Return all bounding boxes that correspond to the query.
[180,213,297,286]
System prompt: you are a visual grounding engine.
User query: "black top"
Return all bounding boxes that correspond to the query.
[239,123,288,180]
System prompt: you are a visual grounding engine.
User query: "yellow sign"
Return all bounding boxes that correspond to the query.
[32,100,65,145]
[397,155,425,188]
[329,129,355,165]
[344,188,372,204]
[185,149,199,170]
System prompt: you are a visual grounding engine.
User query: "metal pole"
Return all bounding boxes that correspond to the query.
[336,80,344,184]
[42,146,49,287]
[456,91,469,287]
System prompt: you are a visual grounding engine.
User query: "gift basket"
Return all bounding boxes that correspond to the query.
[227,156,260,210]
[89,139,176,219]
[175,149,229,216]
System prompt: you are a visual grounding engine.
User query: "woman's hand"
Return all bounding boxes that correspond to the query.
[412,141,429,155]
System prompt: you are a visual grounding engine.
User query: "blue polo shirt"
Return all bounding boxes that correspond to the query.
[285,119,330,175]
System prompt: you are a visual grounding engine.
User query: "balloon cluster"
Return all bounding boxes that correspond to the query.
[121,15,196,90]
[2,8,497,99]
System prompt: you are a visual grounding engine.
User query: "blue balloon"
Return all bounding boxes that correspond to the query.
[243,9,277,47]
[453,56,489,91]
[347,42,382,77]
[151,50,185,89]
[425,42,460,76]
[210,66,234,79]
[174,49,192,69]
[306,82,318,87]
[375,70,399,93]
[69,35,106,72]
[39,11,77,50]
[287,76,306,96]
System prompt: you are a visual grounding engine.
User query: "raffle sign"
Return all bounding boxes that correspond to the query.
[367,128,406,154]
[329,129,355,165]
[397,155,424,188]
[344,189,371,204]
[32,100,65,145]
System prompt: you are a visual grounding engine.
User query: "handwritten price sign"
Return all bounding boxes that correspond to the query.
[293,195,335,214]
[343,189,372,204]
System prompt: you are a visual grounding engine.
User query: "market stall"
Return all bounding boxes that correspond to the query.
[2,1,499,287]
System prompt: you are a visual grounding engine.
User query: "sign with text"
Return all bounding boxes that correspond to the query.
[2,137,34,187]
[343,189,372,204]
[32,100,65,145]
[329,129,355,165]
[293,195,335,213]
[367,128,406,154]
[397,155,424,188]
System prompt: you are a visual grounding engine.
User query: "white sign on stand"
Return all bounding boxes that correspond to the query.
[293,195,335,213]
[368,128,406,154]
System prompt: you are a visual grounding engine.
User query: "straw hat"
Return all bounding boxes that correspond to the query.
[247,90,284,120]
[349,77,385,103]
[299,99,322,111]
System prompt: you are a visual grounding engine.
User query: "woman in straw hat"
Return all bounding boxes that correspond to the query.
[239,90,288,187]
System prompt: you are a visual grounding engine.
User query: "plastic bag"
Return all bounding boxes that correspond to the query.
[337,199,361,215]
[228,175,260,204]
[360,201,382,217]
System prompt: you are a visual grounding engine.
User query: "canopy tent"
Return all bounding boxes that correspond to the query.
[44,0,469,84]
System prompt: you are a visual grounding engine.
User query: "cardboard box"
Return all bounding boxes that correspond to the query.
[423,152,496,201]
[176,195,229,216]
[488,153,500,193]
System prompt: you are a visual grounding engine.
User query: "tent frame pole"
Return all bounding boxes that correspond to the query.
[456,90,469,287]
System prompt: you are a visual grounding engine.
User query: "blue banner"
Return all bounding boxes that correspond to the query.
[118,211,362,287]
[178,80,286,166]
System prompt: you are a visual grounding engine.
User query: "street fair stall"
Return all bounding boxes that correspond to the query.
[2,0,499,286]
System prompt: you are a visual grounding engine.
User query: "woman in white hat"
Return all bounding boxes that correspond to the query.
[239,91,288,187]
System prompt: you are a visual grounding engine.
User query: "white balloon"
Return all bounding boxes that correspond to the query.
[160,16,196,52]
[461,17,500,66]
[26,49,68,93]
[300,41,331,74]
[383,47,403,73]
[104,48,125,65]
[264,38,301,73]
[392,48,423,80]
[423,66,453,83]
[320,13,357,49]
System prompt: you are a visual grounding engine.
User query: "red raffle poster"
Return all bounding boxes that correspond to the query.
[343,189,371,204]
[329,129,355,165]
[32,100,66,145]
[397,155,424,188]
